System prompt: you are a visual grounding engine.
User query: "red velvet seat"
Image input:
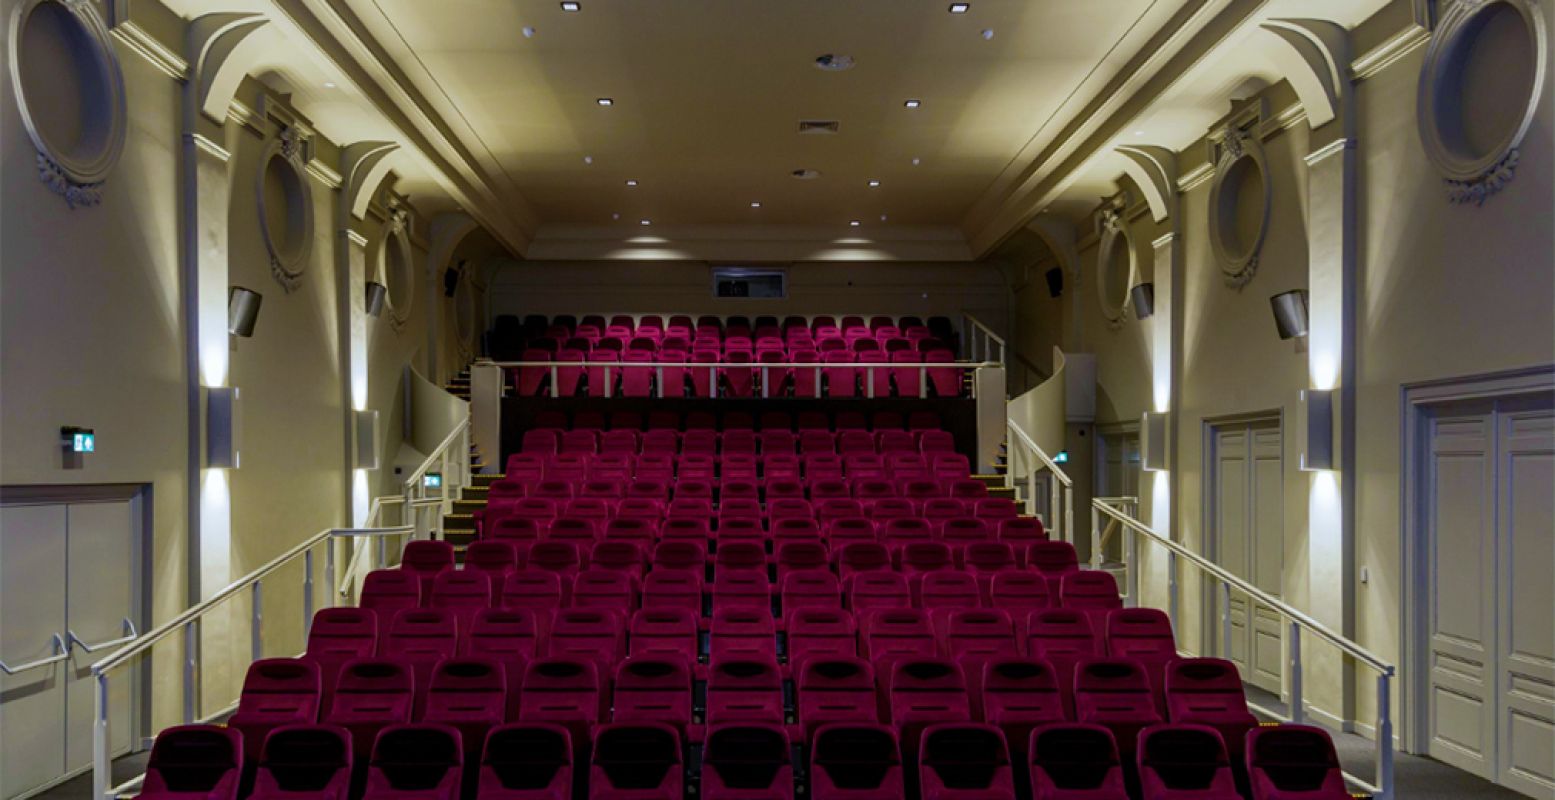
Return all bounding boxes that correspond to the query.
[422,659,507,765]
[250,724,352,800]
[362,723,463,800]
[1029,724,1128,799]
[918,724,1017,800]
[229,659,322,765]
[706,657,785,727]
[1137,724,1241,799]
[628,608,699,662]
[1244,725,1350,799]
[304,608,379,709]
[325,659,415,763]
[702,724,794,800]
[138,725,244,800]
[611,658,695,739]
[1073,658,1162,764]
[590,723,684,800]
[478,724,573,800]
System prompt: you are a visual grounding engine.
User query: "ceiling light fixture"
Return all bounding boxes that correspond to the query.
[596,97,614,106]
[1134,130,1145,136]
[522,26,536,38]
[903,99,922,109]
[750,201,762,208]
[323,81,336,88]
[849,220,861,227]
[612,213,620,220]
[868,179,881,188]
[625,179,638,187]
[560,1,580,11]
[880,214,889,221]
[583,156,593,164]
[640,219,651,226]
[981,29,994,40]
[949,3,970,13]
[911,157,922,166]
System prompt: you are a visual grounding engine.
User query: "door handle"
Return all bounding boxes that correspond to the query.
[67,618,139,654]
[0,633,68,675]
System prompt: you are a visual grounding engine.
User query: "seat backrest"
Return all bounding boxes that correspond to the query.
[367,724,462,793]
[919,724,1013,794]
[1138,724,1234,792]
[1246,724,1345,796]
[254,724,351,796]
[481,723,573,794]
[360,569,421,623]
[1030,724,1125,793]
[592,723,683,793]
[703,724,791,793]
[812,724,903,797]
[144,725,242,796]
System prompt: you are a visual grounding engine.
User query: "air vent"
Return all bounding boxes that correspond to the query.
[791,169,822,180]
[798,120,840,135]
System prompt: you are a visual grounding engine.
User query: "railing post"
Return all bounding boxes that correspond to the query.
[1167,551,1179,631]
[326,538,337,607]
[814,366,822,398]
[761,367,769,398]
[656,366,665,398]
[1377,671,1394,800]
[1049,476,1061,541]
[1065,487,1074,555]
[709,366,717,398]
[183,622,197,724]
[866,367,875,398]
[549,365,558,398]
[460,424,471,483]
[250,580,263,662]
[1289,621,1304,724]
[1126,531,1140,606]
[93,672,109,800]
[1220,583,1233,660]
[919,366,927,399]
[303,549,315,635]
[377,536,388,569]
[1027,469,1038,520]
[1090,505,1101,569]
[604,366,612,398]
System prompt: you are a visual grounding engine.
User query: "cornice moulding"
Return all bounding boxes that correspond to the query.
[109,19,186,80]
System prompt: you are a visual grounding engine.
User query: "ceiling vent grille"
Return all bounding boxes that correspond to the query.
[798,120,840,135]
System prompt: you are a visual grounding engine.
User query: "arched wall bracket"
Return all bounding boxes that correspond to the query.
[342,141,401,222]
[1259,18,1350,130]
[1115,145,1178,224]
[188,12,269,124]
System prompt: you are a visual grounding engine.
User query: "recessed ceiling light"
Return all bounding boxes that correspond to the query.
[949,2,970,13]
[911,157,922,166]
[583,155,593,164]
[981,29,994,40]
[849,220,861,227]
[323,81,337,88]
[640,219,651,226]
[625,179,638,187]
[904,99,922,109]
[560,1,581,11]
[791,169,822,180]
[612,213,620,220]
[596,97,614,106]
[1134,130,1145,136]
[880,214,889,221]
[750,201,762,208]
[522,26,536,38]
[868,179,881,188]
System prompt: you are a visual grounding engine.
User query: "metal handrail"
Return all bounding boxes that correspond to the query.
[1093,499,1389,670]
[404,418,470,489]
[960,312,1006,366]
[489,359,995,368]
[1091,497,1394,799]
[0,633,68,675]
[1006,419,1072,487]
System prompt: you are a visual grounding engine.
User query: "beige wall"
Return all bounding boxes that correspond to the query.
[1,15,464,728]
[1015,5,1554,741]
[487,259,1012,338]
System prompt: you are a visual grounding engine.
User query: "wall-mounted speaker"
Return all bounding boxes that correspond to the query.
[1270,289,1310,339]
[1130,282,1155,320]
[443,266,460,298]
[228,287,262,337]
[354,409,380,470]
[206,387,242,469]
[1044,267,1064,298]
[365,281,388,318]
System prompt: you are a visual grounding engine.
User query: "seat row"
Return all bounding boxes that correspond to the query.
[521,409,949,433]
[500,455,975,488]
[520,426,960,457]
[512,348,966,399]
[498,312,960,342]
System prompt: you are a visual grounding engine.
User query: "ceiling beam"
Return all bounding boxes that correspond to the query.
[265,0,538,256]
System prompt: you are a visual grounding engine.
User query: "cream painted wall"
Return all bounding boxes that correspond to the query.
[487,260,1012,338]
[1017,6,1555,746]
[0,45,190,729]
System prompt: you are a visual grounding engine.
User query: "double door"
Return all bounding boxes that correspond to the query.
[1,493,141,799]
[1209,420,1285,694]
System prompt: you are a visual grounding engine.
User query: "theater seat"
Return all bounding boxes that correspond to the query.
[1136,724,1241,799]
[1164,658,1257,766]
[918,724,1017,800]
[478,724,573,800]
[249,724,352,800]
[589,723,684,800]
[1245,725,1350,799]
[228,658,322,766]
[811,725,904,800]
[363,724,463,800]
[702,724,794,800]
[1029,724,1128,799]
[138,725,243,800]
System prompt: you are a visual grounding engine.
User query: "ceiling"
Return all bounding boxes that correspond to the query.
[341,0,1189,230]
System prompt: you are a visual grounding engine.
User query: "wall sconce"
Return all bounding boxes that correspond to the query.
[206,387,242,469]
[1270,289,1309,339]
[1141,411,1169,472]
[365,281,388,318]
[228,287,263,337]
[1130,282,1155,320]
[1297,389,1334,470]
[354,409,380,469]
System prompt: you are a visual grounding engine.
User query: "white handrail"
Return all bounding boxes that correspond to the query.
[491,360,997,400]
[1004,418,1075,544]
[960,312,1006,366]
[1091,497,1395,799]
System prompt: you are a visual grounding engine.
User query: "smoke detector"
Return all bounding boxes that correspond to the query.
[791,169,822,180]
[814,54,856,71]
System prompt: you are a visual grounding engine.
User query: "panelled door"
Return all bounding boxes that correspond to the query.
[1209,419,1284,694]
[0,494,139,800]
[1425,395,1554,795]
[1095,429,1140,564]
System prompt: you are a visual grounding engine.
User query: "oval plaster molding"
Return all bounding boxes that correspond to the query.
[1417,0,1547,205]
[1095,210,1136,331]
[381,207,415,331]
[1206,128,1271,288]
[256,127,314,292]
[7,0,127,208]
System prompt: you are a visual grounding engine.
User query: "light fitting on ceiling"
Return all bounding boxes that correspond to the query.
[903,99,922,109]
[583,155,593,164]
[596,97,613,106]
[813,54,855,72]
[911,157,922,166]
[868,179,881,188]
[639,219,651,226]
[323,81,337,88]
[611,213,620,220]
[791,169,821,180]
[560,1,580,11]
[849,220,861,227]
[880,214,888,221]
[981,29,994,40]
[522,26,536,38]
[949,3,970,13]
[625,179,638,187]
[750,201,761,208]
